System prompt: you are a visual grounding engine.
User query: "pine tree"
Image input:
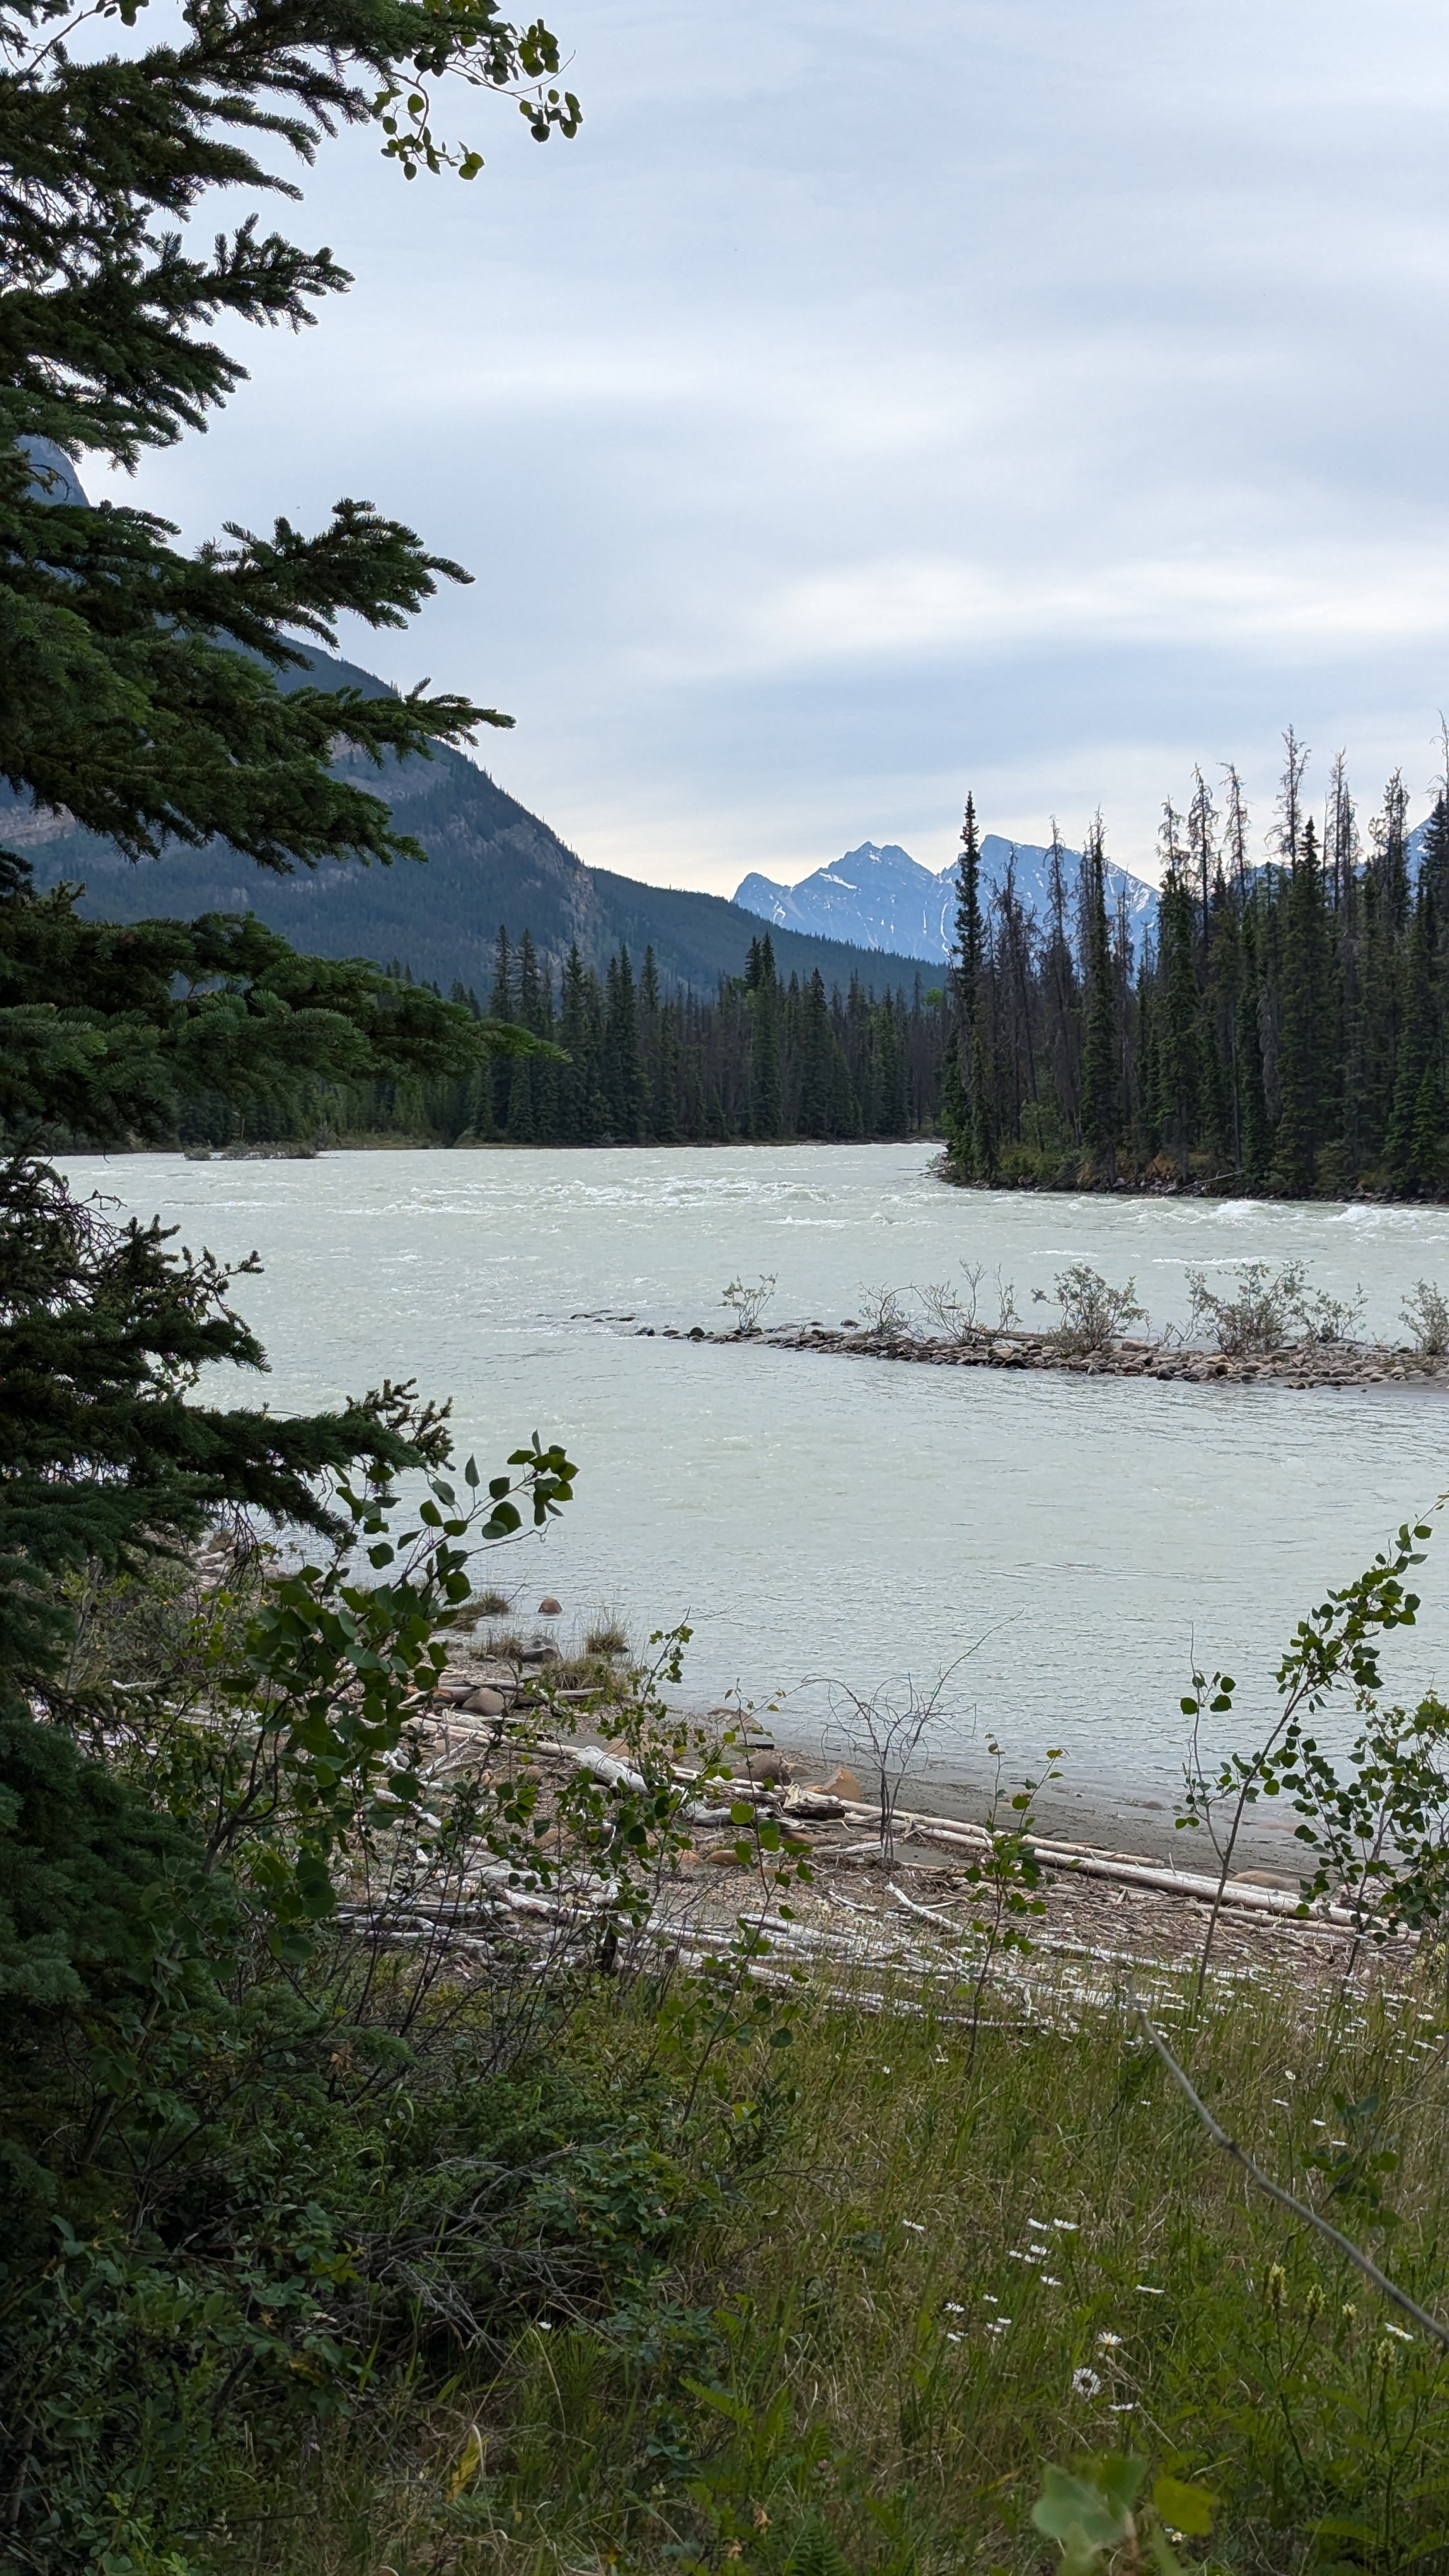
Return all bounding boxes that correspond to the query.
[1360,773,1412,1155]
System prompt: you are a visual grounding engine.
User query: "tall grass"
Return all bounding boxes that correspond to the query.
[222,1959,1449,2576]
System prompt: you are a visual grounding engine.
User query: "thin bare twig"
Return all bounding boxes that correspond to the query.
[1129,1987,1449,2350]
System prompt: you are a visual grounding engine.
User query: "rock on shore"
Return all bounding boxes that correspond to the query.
[652,1319,1444,1392]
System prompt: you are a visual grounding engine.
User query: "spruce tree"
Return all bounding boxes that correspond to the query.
[0,0,585,1723]
[1041,820,1080,1140]
[1155,870,1200,1182]
[945,795,995,1178]
[604,945,644,1140]
[1421,792,1449,952]
[0,0,579,866]
[1273,814,1330,1193]
[1078,821,1119,1177]
[749,935,782,1139]
[797,969,834,1136]
[1385,879,1441,1191]
[1132,945,1159,1164]
[873,993,911,1136]
[1203,870,1242,1169]
[653,1003,681,1142]
[502,928,543,1138]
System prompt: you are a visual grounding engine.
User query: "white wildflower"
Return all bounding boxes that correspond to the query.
[1096,2331,1124,2349]
[1070,2368,1103,2398]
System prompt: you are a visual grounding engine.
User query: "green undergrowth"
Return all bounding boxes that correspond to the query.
[14,1518,1449,2575]
[153,1965,1449,2576]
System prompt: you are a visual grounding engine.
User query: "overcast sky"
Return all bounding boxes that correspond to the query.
[98,0,1449,894]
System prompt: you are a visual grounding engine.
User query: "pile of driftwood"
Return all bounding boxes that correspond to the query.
[362,1694,1407,2014]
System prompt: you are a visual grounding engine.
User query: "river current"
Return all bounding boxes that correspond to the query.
[68,1145,1449,1834]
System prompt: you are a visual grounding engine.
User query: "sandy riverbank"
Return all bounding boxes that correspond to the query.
[419,1683,1408,1994]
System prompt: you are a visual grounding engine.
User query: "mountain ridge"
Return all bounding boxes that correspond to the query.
[737,819,1440,966]
[2,648,945,1003]
[736,836,1159,963]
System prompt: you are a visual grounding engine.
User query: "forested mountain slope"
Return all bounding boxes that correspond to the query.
[1,647,932,1000]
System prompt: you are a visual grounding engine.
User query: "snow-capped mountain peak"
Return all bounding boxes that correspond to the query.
[734,836,1159,966]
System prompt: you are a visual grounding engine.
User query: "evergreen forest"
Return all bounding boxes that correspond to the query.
[11,0,1449,2558]
[942,742,1449,1200]
[181,926,950,1148]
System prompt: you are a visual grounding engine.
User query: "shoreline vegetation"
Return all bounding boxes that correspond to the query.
[674,1317,1448,1392]
[123,749,1449,1212]
[647,1259,1449,1394]
[424,1640,1403,1965]
[939,765,1449,1207]
[40,0,1449,2556]
[23,1512,1449,2572]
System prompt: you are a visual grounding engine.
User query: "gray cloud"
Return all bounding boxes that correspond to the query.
[100,0,1449,888]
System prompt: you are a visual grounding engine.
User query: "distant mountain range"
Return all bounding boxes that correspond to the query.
[737,819,1441,969]
[13,437,1436,996]
[736,838,1160,964]
[16,731,1438,1001]
[2,648,940,1002]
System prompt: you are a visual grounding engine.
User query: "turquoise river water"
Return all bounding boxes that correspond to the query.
[67,1145,1449,1841]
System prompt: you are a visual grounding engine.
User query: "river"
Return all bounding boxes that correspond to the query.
[68,1144,1449,1845]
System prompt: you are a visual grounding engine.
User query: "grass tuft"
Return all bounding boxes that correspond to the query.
[584,1617,630,1657]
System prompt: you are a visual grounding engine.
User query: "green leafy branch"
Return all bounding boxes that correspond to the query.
[1032,2453,1213,2575]
[1176,1512,1438,1991]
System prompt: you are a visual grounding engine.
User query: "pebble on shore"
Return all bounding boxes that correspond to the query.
[662,1320,1445,1393]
